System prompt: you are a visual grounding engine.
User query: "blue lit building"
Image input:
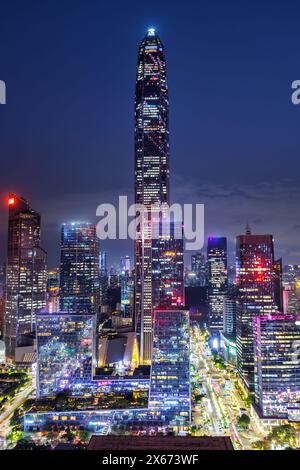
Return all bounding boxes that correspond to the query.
[149,308,191,427]
[253,314,300,418]
[60,223,99,314]
[36,313,94,397]
[207,237,228,333]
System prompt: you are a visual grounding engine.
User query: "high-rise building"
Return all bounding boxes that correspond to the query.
[36,313,94,397]
[4,194,47,357]
[134,29,170,364]
[253,314,300,418]
[120,271,134,318]
[191,252,207,287]
[274,258,283,312]
[149,308,191,426]
[99,251,108,307]
[152,222,184,309]
[99,251,107,277]
[207,237,228,332]
[60,223,100,315]
[120,255,131,275]
[46,268,60,313]
[223,295,237,337]
[236,227,276,389]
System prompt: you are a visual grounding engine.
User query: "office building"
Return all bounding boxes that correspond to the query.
[134,29,170,364]
[191,252,207,287]
[236,227,277,389]
[149,308,191,426]
[253,314,300,418]
[4,194,47,358]
[36,313,94,397]
[207,237,228,332]
[60,223,99,314]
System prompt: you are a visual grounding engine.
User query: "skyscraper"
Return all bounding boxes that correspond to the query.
[60,223,99,314]
[149,308,191,426]
[46,268,60,313]
[191,252,207,287]
[152,222,184,309]
[223,295,237,337]
[253,314,300,418]
[4,194,47,358]
[134,29,170,364]
[236,228,276,389]
[207,237,228,332]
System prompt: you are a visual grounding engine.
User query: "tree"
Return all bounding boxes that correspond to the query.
[267,425,297,449]
[251,440,270,450]
[237,413,250,430]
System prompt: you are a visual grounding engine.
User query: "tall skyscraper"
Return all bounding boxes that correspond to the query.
[149,308,191,426]
[4,194,47,358]
[60,223,99,314]
[273,258,283,312]
[207,237,228,332]
[191,252,207,287]
[236,227,276,389]
[46,268,60,313]
[253,314,300,418]
[152,222,184,309]
[223,295,237,337]
[134,29,170,364]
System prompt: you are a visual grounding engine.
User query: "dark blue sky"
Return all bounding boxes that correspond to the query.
[0,0,300,268]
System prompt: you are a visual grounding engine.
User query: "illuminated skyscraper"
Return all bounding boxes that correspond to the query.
[253,314,300,418]
[60,223,100,314]
[149,308,191,426]
[236,228,276,389]
[134,29,170,364]
[207,237,228,332]
[46,268,60,313]
[4,194,47,358]
[191,252,207,287]
[152,222,184,308]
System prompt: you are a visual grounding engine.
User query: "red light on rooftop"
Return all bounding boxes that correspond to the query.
[8,196,15,206]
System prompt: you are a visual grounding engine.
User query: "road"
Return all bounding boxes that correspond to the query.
[0,382,34,449]
[190,325,264,450]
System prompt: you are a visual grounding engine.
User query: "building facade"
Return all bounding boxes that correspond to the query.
[253,314,300,418]
[4,194,47,358]
[36,313,94,397]
[191,252,207,287]
[236,229,277,389]
[60,223,100,315]
[149,308,191,427]
[223,295,237,337]
[207,237,228,332]
[134,29,170,364]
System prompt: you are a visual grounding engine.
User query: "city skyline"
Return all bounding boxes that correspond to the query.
[1,2,300,454]
[1,1,300,266]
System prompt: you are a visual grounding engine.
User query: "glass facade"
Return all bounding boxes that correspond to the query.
[5,194,47,357]
[134,29,170,364]
[191,252,207,287]
[149,308,191,427]
[253,314,300,417]
[60,223,99,314]
[236,230,277,389]
[207,237,228,332]
[36,313,94,397]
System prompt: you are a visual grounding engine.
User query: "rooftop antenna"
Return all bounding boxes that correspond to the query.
[245,222,252,235]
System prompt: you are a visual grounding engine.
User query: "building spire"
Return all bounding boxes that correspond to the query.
[245,222,252,235]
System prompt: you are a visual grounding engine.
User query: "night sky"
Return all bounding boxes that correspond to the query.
[0,0,300,268]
